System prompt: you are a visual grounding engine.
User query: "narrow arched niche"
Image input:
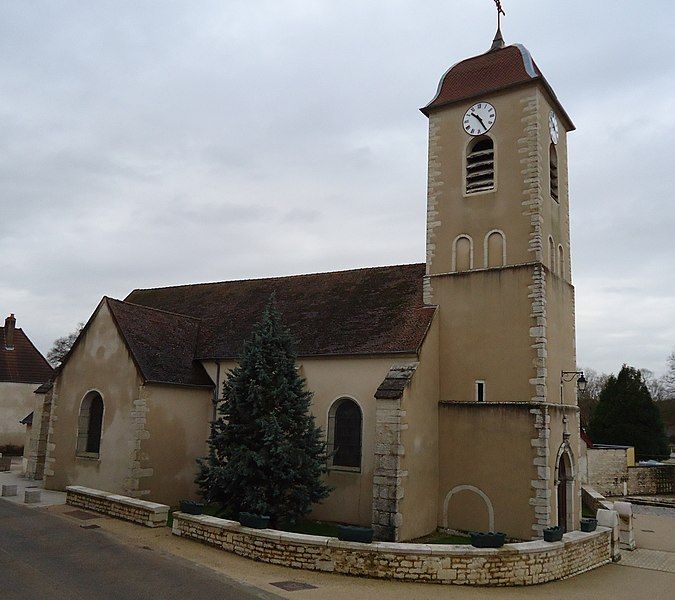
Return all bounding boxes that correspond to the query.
[485,230,506,268]
[453,235,473,272]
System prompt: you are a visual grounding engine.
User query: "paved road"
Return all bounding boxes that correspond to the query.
[0,500,281,600]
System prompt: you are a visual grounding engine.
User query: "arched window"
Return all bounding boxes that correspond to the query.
[484,230,506,268]
[549,144,559,202]
[558,245,564,278]
[77,391,104,457]
[466,137,495,194]
[327,398,362,470]
[452,235,473,272]
[548,236,555,273]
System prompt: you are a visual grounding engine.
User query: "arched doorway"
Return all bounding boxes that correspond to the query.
[555,448,574,532]
[557,454,569,530]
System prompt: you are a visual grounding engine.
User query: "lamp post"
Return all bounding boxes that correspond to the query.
[560,370,586,405]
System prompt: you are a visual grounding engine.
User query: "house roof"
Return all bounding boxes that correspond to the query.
[123,263,436,365]
[106,298,213,388]
[421,44,574,130]
[0,326,54,384]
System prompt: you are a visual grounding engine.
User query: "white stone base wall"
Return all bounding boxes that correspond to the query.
[172,513,613,586]
[65,486,169,527]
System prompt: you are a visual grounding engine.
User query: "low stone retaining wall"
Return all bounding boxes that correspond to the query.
[172,513,613,586]
[627,465,674,495]
[65,486,169,528]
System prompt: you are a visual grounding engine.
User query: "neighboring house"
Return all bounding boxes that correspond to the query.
[0,314,53,449]
[34,34,582,542]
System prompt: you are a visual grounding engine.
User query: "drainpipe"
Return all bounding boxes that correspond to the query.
[212,361,221,422]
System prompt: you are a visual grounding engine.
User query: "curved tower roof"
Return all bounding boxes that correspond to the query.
[421,43,574,130]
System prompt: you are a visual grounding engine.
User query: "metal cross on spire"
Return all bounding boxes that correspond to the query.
[490,0,506,51]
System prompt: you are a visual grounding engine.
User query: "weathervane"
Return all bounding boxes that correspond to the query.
[490,0,506,51]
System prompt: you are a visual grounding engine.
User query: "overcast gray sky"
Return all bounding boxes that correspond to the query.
[1,1,673,376]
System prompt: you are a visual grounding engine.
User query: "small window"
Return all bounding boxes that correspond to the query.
[476,381,486,403]
[550,144,559,202]
[558,245,564,278]
[466,138,495,194]
[77,391,104,457]
[328,398,362,470]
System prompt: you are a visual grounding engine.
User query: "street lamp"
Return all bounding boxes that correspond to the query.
[560,370,586,404]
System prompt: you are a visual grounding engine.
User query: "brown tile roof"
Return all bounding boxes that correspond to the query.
[0,327,54,384]
[106,298,213,388]
[124,263,436,362]
[421,44,574,130]
[375,364,419,400]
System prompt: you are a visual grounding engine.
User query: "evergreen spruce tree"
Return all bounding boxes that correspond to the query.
[588,365,669,460]
[197,297,330,525]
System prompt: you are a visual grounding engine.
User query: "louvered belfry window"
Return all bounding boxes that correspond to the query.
[466,137,495,194]
[550,144,559,202]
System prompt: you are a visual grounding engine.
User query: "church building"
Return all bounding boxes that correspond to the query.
[32,30,582,542]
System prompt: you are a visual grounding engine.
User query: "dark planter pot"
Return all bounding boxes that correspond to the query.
[337,525,374,544]
[180,500,204,515]
[239,512,270,529]
[543,526,565,542]
[470,531,506,548]
[580,518,598,533]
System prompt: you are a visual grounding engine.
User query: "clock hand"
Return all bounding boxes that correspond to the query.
[471,113,487,129]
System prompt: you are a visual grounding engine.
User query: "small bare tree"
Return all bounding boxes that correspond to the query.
[47,322,84,367]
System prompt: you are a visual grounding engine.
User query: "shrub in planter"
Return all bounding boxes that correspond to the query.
[543,526,564,542]
[239,512,271,529]
[179,500,204,515]
[337,525,374,544]
[580,518,597,532]
[470,531,506,548]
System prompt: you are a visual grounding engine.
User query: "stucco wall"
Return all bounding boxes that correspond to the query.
[545,271,577,405]
[204,354,417,527]
[0,381,38,448]
[142,383,212,507]
[398,315,439,540]
[430,265,535,404]
[438,403,536,540]
[44,302,142,496]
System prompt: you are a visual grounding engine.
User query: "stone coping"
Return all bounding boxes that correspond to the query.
[172,512,614,586]
[174,512,606,555]
[65,486,168,513]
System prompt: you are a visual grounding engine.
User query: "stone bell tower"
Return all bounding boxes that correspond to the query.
[423,30,582,539]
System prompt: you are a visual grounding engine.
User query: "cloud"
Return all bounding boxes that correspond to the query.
[0,1,673,376]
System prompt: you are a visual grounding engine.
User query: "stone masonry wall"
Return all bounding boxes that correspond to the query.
[173,513,612,586]
[586,448,630,497]
[66,486,168,527]
[627,466,675,496]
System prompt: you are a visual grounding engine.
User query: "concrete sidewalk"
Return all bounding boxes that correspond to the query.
[0,457,65,508]
[43,503,675,600]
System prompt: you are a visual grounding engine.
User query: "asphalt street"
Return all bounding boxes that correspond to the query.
[0,499,281,600]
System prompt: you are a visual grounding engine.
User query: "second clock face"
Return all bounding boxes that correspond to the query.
[549,111,559,144]
[463,102,496,136]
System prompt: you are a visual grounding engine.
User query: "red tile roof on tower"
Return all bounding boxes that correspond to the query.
[0,325,54,384]
[421,44,574,130]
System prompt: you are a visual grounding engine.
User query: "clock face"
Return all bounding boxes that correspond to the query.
[463,102,496,136]
[549,111,559,144]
